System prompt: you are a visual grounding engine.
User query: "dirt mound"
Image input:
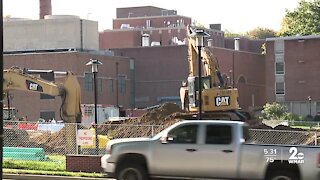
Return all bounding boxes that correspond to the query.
[273,125,305,131]
[125,103,184,125]
[250,123,273,130]
[101,103,184,138]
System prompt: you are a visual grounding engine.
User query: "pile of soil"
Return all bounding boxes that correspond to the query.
[28,128,67,153]
[250,123,306,131]
[100,103,184,138]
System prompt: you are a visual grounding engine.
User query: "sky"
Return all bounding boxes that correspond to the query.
[3,0,300,33]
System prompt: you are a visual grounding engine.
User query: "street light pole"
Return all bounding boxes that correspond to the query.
[198,45,202,120]
[86,59,102,155]
[116,62,119,108]
[0,0,4,178]
[308,96,312,116]
[189,27,210,120]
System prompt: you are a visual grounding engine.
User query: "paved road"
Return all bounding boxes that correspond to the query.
[3,174,114,180]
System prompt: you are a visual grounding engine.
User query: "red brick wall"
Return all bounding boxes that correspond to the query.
[66,155,103,173]
[113,46,266,109]
[4,52,132,121]
[265,41,276,102]
[284,39,320,101]
[212,47,266,109]
[116,6,166,18]
[99,30,142,49]
[113,16,191,29]
[225,38,265,53]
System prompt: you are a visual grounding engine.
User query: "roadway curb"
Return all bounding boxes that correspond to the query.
[3,174,104,180]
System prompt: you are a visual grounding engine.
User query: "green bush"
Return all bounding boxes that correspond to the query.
[314,115,320,121]
[260,102,288,120]
[303,115,314,121]
[282,112,301,121]
[3,156,65,171]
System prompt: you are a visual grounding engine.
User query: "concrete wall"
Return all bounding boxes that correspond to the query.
[4,52,131,121]
[4,16,99,52]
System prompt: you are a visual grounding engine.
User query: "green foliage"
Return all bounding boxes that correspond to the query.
[260,102,288,120]
[4,169,104,178]
[303,115,314,121]
[191,20,205,28]
[279,0,320,36]
[224,30,245,38]
[282,112,301,121]
[3,156,65,171]
[246,27,277,39]
[314,115,320,121]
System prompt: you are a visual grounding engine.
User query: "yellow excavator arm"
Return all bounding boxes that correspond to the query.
[181,26,240,115]
[187,26,224,88]
[3,67,81,123]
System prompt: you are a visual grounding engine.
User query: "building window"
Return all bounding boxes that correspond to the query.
[84,73,102,92]
[109,79,114,92]
[237,76,246,84]
[118,75,126,93]
[84,72,93,91]
[275,62,284,75]
[276,82,285,95]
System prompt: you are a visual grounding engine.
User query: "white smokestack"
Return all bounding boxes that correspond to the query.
[234,37,240,51]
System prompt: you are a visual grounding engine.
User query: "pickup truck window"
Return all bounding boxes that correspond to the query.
[168,124,198,144]
[205,125,232,144]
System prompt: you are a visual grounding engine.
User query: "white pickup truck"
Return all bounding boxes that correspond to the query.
[101,120,320,180]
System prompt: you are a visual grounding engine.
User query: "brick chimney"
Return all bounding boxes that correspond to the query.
[39,0,52,19]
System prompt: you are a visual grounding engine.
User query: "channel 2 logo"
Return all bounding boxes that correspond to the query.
[288,147,304,164]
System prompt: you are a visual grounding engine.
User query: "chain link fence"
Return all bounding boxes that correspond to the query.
[3,121,319,164]
[249,129,318,145]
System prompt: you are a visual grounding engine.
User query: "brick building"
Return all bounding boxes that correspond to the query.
[266,35,320,116]
[4,52,133,121]
[99,6,224,49]
[112,45,266,109]
[7,2,320,120]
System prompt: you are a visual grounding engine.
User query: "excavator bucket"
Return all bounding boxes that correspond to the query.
[61,72,82,123]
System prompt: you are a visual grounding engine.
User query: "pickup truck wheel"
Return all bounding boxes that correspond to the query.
[116,164,148,180]
[267,171,298,180]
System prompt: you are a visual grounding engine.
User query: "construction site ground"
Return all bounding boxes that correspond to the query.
[4,103,320,154]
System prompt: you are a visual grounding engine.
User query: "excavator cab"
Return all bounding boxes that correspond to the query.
[187,76,211,109]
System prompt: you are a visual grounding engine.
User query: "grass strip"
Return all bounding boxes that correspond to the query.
[3,169,105,178]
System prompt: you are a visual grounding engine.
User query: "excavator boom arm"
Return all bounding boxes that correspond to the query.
[3,67,81,123]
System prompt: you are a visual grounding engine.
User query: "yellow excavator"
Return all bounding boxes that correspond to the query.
[180,26,248,121]
[3,66,81,123]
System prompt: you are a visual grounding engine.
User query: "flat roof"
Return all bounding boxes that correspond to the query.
[266,34,320,41]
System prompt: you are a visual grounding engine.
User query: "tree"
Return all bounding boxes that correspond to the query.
[260,102,301,121]
[279,0,320,36]
[191,20,205,28]
[260,102,288,120]
[246,27,277,39]
[223,30,245,38]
